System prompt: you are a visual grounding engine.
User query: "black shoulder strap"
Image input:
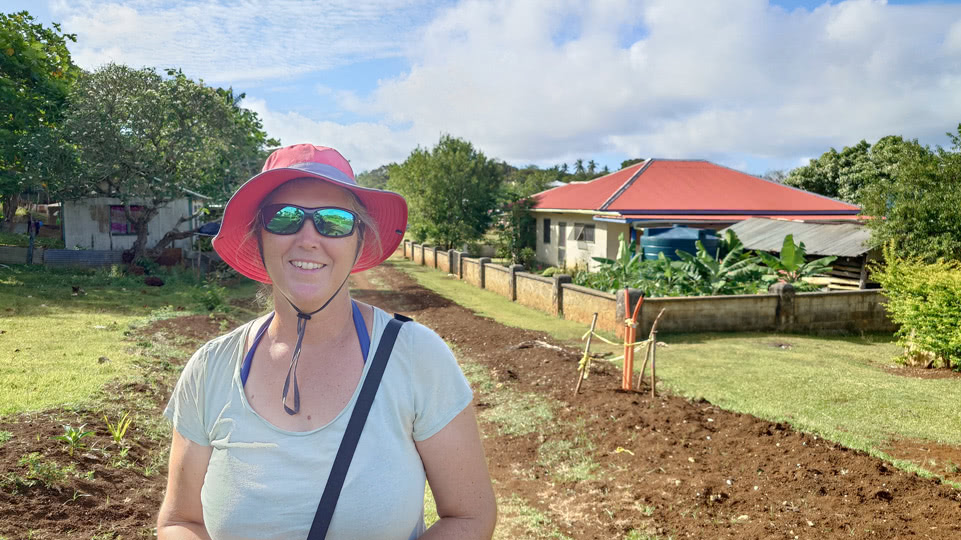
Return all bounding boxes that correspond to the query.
[306,314,408,540]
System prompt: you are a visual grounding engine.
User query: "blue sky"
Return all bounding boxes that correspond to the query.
[7,0,961,176]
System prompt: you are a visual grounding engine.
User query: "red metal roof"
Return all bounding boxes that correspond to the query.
[613,214,864,222]
[531,162,646,211]
[532,159,860,217]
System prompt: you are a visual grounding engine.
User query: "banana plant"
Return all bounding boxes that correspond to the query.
[675,238,763,296]
[585,233,643,292]
[758,234,837,288]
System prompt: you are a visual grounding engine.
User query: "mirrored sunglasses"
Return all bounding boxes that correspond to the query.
[261,204,357,237]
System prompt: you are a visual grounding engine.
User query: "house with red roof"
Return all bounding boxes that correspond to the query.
[531,159,862,270]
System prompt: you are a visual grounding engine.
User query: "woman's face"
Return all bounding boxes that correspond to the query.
[260,179,361,310]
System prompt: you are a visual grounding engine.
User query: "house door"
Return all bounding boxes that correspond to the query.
[557,222,566,267]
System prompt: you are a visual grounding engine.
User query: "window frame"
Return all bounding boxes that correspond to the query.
[543,218,551,244]
[572,223,595,243]
[109,205,144,236]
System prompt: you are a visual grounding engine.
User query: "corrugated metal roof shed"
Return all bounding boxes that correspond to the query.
[722,218,873,257]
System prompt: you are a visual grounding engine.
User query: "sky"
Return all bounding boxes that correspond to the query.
[6,0,961,176]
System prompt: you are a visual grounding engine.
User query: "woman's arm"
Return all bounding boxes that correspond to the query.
[157,429,214,540]
[416,406,497,539]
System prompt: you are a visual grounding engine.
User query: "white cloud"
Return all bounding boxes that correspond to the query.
[354,0,961,166]
[51,0,436,84]
[240,97,414,173]
[51,0,961,171]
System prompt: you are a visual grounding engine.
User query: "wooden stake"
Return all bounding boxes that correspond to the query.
[636,338,652,391]
[651,330,658,398]
[622,289,632,390]
[573,313,599,397]
[638,308,666,392]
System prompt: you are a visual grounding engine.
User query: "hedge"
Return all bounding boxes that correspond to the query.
[874,245,961,369]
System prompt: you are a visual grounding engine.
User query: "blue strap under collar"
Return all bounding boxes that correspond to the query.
[241,300,370,387]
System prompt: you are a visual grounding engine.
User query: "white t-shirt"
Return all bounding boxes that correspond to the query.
[163,307,473,540]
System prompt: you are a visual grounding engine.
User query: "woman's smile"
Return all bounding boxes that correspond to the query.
[289,259,327,271]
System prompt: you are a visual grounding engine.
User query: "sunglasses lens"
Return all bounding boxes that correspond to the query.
[314,208,355,237]
[265,205,305,234]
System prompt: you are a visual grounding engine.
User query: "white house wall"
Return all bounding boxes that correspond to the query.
[64,197,196,253]
[534,213,630,270]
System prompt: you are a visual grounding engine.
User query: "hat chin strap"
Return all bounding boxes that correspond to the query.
[278,272,350,415]
[276,238,363,416]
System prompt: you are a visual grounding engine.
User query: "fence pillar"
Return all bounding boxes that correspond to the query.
[509,264,524,301]
[419,244,426,265]
[553,274,572,316]
[404,240,411,259]
[771,282,796,331]
[447,249,456,275]
[478,257,491,288]
[432,246,439,269]
[456,251,465,279]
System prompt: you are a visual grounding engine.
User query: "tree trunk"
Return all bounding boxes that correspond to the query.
[152,227,200,252]
[129,207,158,262]
[1,193,21,233]
[27,212,35,264]
[150,208,208,253]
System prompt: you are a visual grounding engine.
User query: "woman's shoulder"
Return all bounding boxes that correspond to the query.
[367,305,449,354]
[191,316,262,365]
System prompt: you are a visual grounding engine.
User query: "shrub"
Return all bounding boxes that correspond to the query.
[195,282,229,312]
[463,241,485,258]
[134,257,160,275]
[515,247,536,270]
[873,245,961,369]
[541,266,560,277]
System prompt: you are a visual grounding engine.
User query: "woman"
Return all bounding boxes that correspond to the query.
[158,144,496,539]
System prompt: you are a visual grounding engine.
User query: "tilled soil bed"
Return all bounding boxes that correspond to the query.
[352,264,961,540]
[0,262,959,539]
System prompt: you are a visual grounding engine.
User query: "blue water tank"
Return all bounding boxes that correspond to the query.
[641,226,719,261]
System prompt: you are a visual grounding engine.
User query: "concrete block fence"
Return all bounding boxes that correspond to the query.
[401,241,897,337]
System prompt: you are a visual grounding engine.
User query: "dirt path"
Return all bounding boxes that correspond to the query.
[1,262,959,539]
[355,263,961,540]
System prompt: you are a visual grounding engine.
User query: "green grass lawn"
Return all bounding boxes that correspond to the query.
[654,333,961,454]
[0,264,256,414]
[390,257,959,479]
[388,257,621,356]
[0,230,65,249]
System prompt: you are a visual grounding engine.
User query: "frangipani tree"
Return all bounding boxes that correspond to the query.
[24,63,275,260]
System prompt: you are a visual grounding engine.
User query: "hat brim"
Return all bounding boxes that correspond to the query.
[212,167,408,284]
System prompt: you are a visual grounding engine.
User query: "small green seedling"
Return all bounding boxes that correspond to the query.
[53,424,94,456]
[104,412,132,446]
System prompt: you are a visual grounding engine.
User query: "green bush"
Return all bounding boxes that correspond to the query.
[463,241,484,258]
[873,245,961,369]
[194,282,229,312]
[516,247,536,270]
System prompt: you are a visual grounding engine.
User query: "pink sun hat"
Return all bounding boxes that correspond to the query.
[212,144,408,284]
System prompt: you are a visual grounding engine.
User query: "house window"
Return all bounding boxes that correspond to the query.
[110,205,143,235]
[572,223,595,243]
[543,218,551,244]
